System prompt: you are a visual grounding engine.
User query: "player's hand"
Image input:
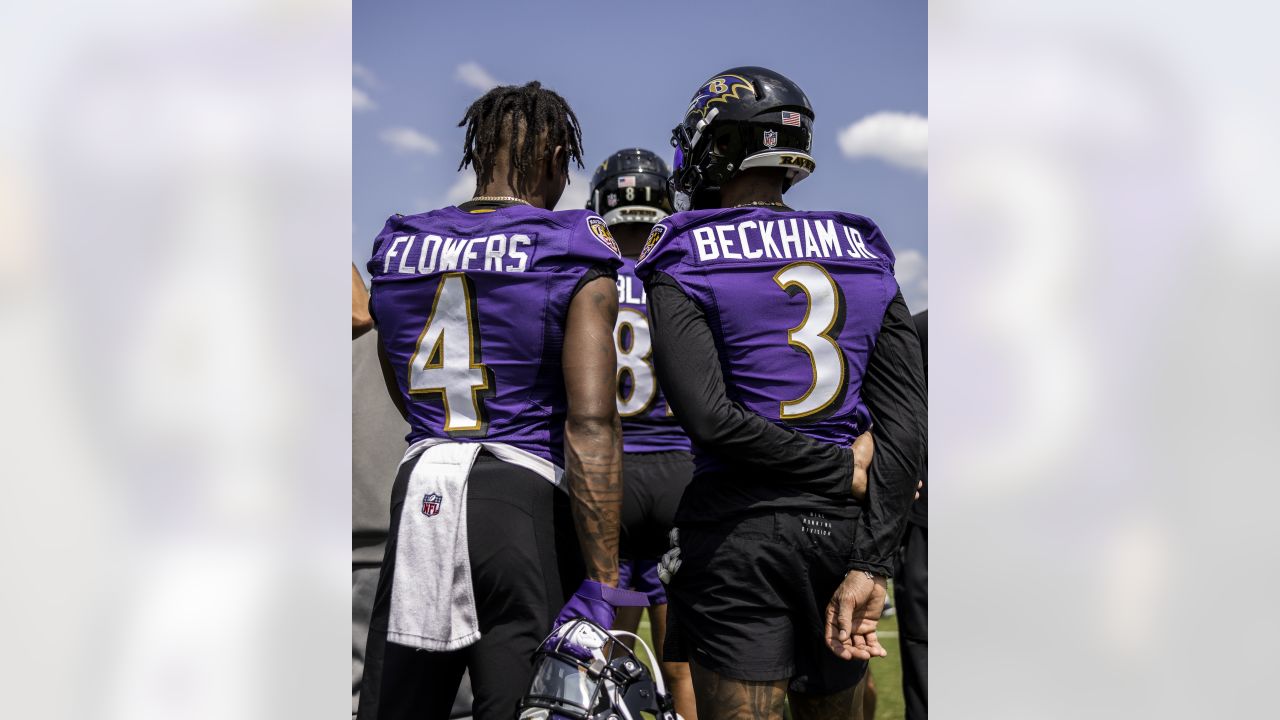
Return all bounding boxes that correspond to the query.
[851,432,875,500]
[658,528,681,584]
[553,580,649,634]
[824,571,889,661]
[850,434,923,501]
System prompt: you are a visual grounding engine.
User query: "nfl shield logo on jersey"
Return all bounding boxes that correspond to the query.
[763,130,778,148]
[422,493,442,517]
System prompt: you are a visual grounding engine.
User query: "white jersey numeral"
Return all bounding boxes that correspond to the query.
[774,262,847,421]
[407,273,491,434]
[615,308,657,417]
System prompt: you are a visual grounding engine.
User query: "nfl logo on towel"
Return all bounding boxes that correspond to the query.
[780,111,802,127]
[422,493,442,517]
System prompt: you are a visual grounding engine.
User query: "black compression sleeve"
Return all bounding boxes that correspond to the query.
[846,290,927,576]
[571,264,619,298]
[646,272,854,494]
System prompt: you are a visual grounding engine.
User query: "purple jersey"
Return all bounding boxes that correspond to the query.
[615,257,691,454]
[634,207,897,475]
[368,205,622,468]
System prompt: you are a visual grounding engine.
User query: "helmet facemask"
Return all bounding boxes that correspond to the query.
[519,618,678,720]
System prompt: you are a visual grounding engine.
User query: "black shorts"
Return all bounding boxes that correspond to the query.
[663,511,868,695]
[358,452,582,720]
[620,450,693,561]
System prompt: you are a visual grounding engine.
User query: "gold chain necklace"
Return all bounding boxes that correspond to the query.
[470,195,531,206]
[735,201,788,209]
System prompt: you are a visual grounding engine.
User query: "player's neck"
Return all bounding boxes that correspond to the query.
[474,171,550,209]
[612,224,649,259]
[719,172,785,209]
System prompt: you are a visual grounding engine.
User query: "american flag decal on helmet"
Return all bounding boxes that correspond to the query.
[781,111,802,127]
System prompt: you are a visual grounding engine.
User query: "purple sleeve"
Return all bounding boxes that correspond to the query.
[563,211,624,271]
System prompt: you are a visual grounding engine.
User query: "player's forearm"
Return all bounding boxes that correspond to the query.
[847,292,926,575]
[564,413,623,586]
[352,264,373,338]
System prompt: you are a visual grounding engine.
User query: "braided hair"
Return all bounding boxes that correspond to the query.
[457,81,584,197]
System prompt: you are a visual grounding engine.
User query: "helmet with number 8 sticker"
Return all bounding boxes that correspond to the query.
[587,148,673,228]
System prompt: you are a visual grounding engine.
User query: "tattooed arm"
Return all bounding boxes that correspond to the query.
[689,661,787,720]
[562,274,623,587]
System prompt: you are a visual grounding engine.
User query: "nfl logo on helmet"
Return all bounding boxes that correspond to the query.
[422,493,442,517]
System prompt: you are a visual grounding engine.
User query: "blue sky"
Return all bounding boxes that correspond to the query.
[354,0,927,310]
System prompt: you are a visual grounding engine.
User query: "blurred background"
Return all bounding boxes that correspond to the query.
[932,1,1280,718]
[2,0,1278,717]
[0,0,350,717]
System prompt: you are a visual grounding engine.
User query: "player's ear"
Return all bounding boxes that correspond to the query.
[547,145,564,179]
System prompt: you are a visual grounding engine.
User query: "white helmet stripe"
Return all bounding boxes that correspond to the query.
[738,149,817,185]
[601,205,669,226]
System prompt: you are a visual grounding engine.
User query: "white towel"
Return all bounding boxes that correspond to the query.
[387,441,484,651]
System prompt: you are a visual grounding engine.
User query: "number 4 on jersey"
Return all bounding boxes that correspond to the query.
[407,273,493,435]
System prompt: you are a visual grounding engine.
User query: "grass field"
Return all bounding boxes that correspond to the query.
[634,596,905,720]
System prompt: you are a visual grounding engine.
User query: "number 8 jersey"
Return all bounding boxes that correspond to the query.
[634,207,896,471]
[615,257,691,453]
[368,205,623,472]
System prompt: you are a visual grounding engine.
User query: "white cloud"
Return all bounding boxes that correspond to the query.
[837,111,928,173]
[894,248,929,311]
[456,62,500,92]
[353,86,374,111]
[445,169,476,206]
[379,126,440,156]
[555,170,591,211]
[353,63,377,87]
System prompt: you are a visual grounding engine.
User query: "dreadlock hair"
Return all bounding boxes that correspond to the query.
[457,81,585,198]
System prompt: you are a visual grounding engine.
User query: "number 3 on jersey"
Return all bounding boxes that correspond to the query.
[774,262,847,421]
[407,273,493,435]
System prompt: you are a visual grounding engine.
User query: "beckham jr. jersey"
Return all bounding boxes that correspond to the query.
[615,257,691,454]
[634,207,897,476]
[368,205,623,470]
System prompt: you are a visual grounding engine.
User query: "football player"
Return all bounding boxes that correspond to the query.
[634,67,927,720]
[358,81,646,720]
[896,310,929,720]
[586,148,697,719]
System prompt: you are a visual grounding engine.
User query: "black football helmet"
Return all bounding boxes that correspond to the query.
[587,148,673,227]
[519,618,678,720]
[669,66,816,210]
